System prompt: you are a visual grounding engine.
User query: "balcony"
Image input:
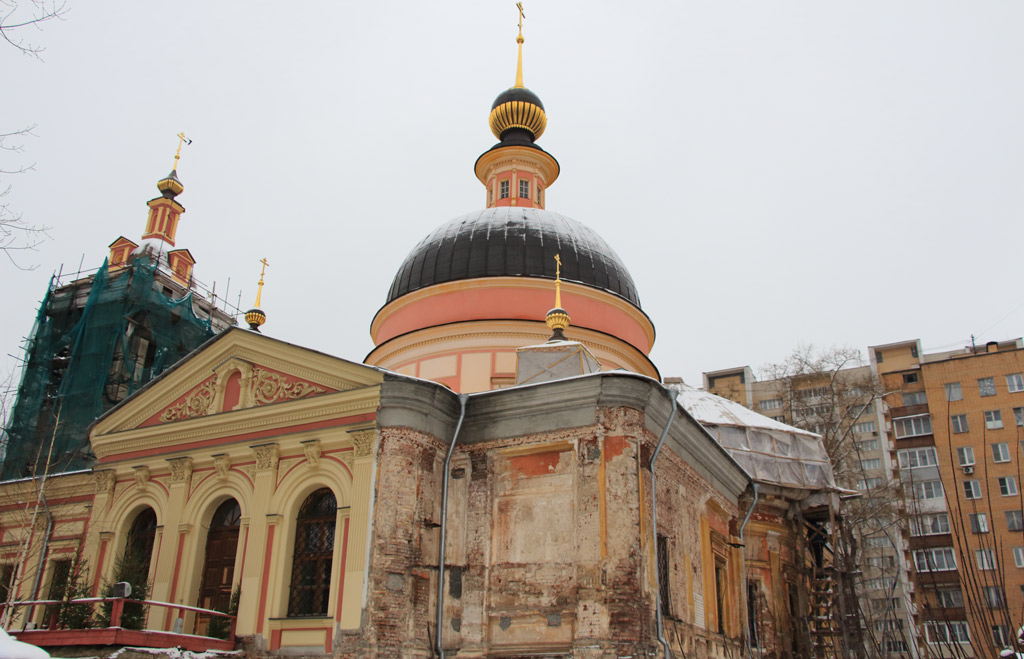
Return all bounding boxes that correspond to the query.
[6,596,236,653]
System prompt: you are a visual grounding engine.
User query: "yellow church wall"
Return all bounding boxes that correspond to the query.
[83,329,384,650]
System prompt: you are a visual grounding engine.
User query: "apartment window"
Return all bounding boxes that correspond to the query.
[945,382,963,401]
[951,414,969,434]
[1007,510,1024,531]
[926,621,970,644]
[853,421,877,434]
[875,350,884,363]
[937,588,963,608]
[1015,407,1024,426]
[993,625,1012,648]
[867,555,897,568]
[915,547,956,572]
[984,587,1006,608]
[977,549,996,570]
[992,441,1010,461]
[963,480,982,499]
[875,618,903,632]
[986,411,1005,431]
[864,577,896,591]
[860,458,882,471]
[1007,373,1024,393]
[915,480,944,500]
[969,513,989,533]
[957,446,975,466]
[898,446,937,469]
[893,414,932,438]
[911,513,950,536]
[519,179,530,199]
[882,640,908,653]
[999,476,1018,496]
[902,391,927,406]
[1014,547,1024,568]
[796,386,829,400]
[759,398,782,411]
[903,373,919,384]
[499,180,510,199]
[857,439,880,452]
[864,535,891,549]
[979,377,997,397]
[857,477,883,490]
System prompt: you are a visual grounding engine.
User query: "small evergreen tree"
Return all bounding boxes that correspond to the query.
[206,584,240,640]
[95,551,150,629]
[57,553,93,629]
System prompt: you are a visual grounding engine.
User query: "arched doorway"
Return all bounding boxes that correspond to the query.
[196,498,241,635]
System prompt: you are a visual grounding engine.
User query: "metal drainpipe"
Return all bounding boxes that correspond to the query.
[649,388,679,658]
[739,483,760,659]
[435,393,468,659]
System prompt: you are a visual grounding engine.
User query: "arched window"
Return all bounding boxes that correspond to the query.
[126,507,157,570]
[287,488,336,617]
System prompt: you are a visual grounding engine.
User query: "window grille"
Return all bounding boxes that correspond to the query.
[287,488,337,617]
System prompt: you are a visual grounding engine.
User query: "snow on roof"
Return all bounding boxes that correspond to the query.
[672,383,818,437]
[668,382,838,492]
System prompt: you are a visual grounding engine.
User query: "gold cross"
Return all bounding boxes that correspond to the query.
[516,2,525,37]
[254,258,269,307]
[173,132,191,170]
[554,253,562,308]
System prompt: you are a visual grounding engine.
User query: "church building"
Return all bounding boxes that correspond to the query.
[0,11,846,659]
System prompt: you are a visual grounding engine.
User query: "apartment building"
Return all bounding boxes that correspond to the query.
[704,361,918,657]
[873,338,1024,657]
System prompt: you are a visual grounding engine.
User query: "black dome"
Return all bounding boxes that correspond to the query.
[491,87,545,111]
[386,207,641,308]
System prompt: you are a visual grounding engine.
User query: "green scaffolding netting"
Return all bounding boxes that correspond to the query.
[3,256,222,480]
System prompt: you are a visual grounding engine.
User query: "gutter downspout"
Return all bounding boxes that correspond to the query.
[435,393,468,659]
[739,483,760,659]
[649,388,678,658]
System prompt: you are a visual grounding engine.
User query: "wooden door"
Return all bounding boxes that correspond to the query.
[195,499,240,635]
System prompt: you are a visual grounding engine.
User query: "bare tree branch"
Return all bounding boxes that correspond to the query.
[0,125,50,270]
[0,0,68,59]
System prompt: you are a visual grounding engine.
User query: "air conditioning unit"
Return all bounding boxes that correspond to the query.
[962,465,975,475]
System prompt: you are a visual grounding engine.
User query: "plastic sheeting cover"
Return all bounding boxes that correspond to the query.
[669,382,837,491]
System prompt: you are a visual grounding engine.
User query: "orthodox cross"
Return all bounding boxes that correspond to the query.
[255,258,269,307]
[554,253,562,309]
[173,132,192,170]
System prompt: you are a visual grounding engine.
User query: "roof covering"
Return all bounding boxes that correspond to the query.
[386,207,641,308]
[669,382,837,492]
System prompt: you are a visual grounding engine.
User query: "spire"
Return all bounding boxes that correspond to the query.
[545,253,571,341]
[156,132,190,200]
[514,2,525,88]
[244,258,269,331]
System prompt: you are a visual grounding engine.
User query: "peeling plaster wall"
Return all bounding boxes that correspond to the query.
[350,373,751,658]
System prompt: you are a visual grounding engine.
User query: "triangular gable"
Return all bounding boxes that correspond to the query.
[92,328,384,438]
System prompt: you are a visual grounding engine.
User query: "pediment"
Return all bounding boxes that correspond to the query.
[93,328,384,437]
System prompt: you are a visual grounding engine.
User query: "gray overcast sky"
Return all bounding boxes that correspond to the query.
[4,1,1023,387]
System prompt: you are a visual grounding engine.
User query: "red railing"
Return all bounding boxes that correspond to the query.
[5,597,236,652]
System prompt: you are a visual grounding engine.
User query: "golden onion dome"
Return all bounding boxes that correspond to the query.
[245,307,266,331]
[156,170,184,199]
[489,86,547,141]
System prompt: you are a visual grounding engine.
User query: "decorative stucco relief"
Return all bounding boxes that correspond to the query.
[160,379,217,423]
[251,367,326,406]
